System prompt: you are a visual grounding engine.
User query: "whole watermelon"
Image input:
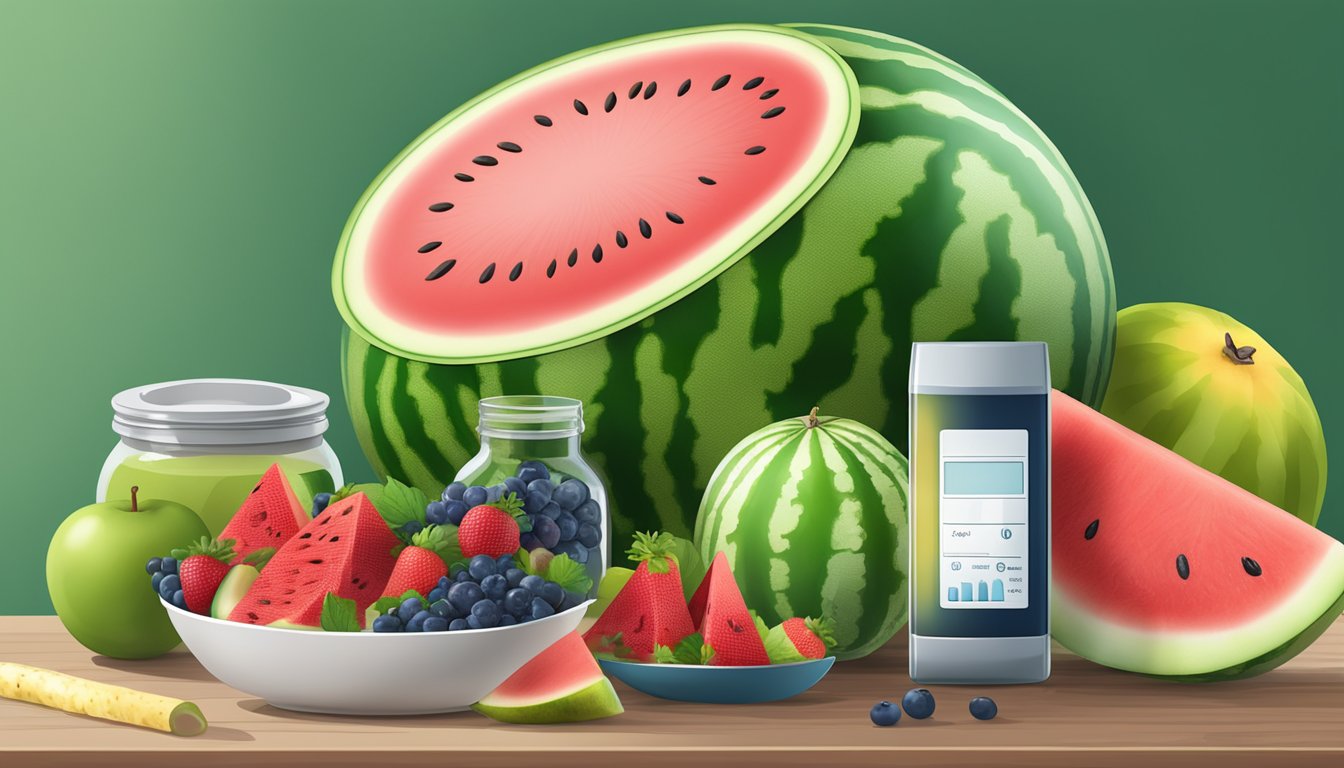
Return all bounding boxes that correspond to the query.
[694,408,909,660]
[341,24,1115,557]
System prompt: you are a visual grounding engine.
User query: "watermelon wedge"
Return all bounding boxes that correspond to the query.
[473,632,623,724]
[218,464,309,564]
[583,532,694,661]
[688,552,770,666]
[1051,390,1344,680]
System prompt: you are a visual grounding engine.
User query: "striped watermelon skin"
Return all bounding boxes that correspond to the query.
[1100,303,1328,526]
[693,413,909,660]
[339,23,1114,558]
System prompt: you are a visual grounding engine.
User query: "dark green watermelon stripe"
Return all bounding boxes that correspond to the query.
[948,214,1021,341]
[828,436,904,648]
[789,25,982,85]
[766,288,871,417]
[423,361,482,469]
[389,357,455,488]
[697,423,803,549]
[360,338,412,487]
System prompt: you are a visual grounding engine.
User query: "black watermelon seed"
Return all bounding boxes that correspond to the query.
[567,248,578,267]
[1176,553,1190,580]
[745,145,766,155]
[497,141,522,153]
[743,76,764,90]
[643,81,657,99]
[677,79,691,96]
[604,92,617,112]
[573,99,588,115]
[628,81,643,99]
[418,241,442,253]
[472,155,498,167]
[592,244,603,263]
[698,176,716,185]
[712,74,730,90]
[762,106,785,119]
[455,172,474,182]
[666,211,684,224]
[615,231,628,248]
[425,259,456,281]
[509,262,523,281]
[1242,556,1263,577]
[546,259,557,278]
[1084,519,1099,540]
[479,263,495,283]
[428,202,454,212]
[638,218,652,238]
[759,88,779,100]
[534,114,553,126]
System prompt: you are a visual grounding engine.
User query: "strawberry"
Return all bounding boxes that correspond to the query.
[382,525,456,597]
[458,493,530,559]
[172,537,237,615]
[583,531,695,661]
[765,616,837,663]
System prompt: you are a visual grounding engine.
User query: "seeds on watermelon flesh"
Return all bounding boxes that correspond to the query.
[686,552,770,666]
[582,533,694,661]
[217,464,309,564]
[1051,390,1344,679]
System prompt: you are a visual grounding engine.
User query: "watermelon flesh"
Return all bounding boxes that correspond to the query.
[1051,390,1344,679]
[582,558,695,661]
[688,552,770,666]
[228,493,398,628]
[218,464,309,564]
[472,632,623,724]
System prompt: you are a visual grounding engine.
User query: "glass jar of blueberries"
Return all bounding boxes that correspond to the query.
[436,395,608,600]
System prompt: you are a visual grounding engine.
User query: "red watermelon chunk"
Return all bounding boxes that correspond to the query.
[228,493,398,628]
[1051,390,1344,679]
[688,552,770,666]
[218,464,309,564]
[583,544,694,662]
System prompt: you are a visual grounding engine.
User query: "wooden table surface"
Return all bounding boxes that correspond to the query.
[2,615,1342,767]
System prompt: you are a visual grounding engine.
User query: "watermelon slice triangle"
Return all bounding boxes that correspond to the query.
[1051,390,1344,679]
[473,632,623,724]
[688,552,770,666]
[218,464,310,564]
[582,552,694,662]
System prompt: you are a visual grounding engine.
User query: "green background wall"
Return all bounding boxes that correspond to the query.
[1,0,1338,614]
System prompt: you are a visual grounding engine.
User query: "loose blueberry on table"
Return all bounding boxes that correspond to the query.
[902,688,936,719]
[870,700,901,727]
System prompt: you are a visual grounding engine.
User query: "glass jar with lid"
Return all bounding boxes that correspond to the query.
[96,379,343,534]
[454,395,609,598]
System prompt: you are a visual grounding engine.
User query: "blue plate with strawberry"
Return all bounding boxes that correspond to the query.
[597,656,835,704]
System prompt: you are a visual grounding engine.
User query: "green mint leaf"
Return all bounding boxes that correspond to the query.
[543,553,593,595]
[398,589,428,608]
[319,592,360,632]
[369,595,402,616]
[652,644,678,664]
[663,536,705,600]
[374,477,429,530]
[665,632,713,665]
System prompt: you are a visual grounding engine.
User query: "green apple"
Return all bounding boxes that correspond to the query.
[46,486,208,659]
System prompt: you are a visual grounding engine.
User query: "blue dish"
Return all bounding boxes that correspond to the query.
[598,657,835,704]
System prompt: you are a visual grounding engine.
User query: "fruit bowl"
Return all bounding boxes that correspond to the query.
[162,598,592,715]
[597,656,835,704]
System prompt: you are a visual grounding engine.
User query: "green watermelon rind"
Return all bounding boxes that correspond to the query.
[333,24,861,366]
[471,678,623,724]
[1051,540,1344,679]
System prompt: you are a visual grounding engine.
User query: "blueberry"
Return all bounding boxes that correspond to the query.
[555,511,579,541]
[171,590,186,609]
[454,570,472,583]
[552,479,589,511]
[444,500,469,525]
[427,587,445,603]
[533,515,561,549]
[469,554,497,580]
[519,574,546,595]
[969,696,998,721]
[523,490,550,515]
[530,597,555,620]
[372,614,402,632]
[499,614,518,627]
[462,485,488,507]
[870,701,901,727]
[146,557,162,575]
[554,540,589,564]
[538,501,562,520]
[902,688,936,719]
[425,500,448,525]
[311,492,332,517]
[400,520,423,536]
[574,499,601,526]
[526,478,554,498]
[496,554,515,571]
[407,610,432,632]
[423,615,450,632]
[485,485,504,503]
[150,571,165,592]
[160,556,177,574]
[505,568,526,588]
[467,615,483,629]
[516,460,550,485]
[438,575,452,589]
[504,588,531,617]
[519,531,542,551]
[442,481,467,501]
[471,599,501,628]
[449,561,468,577]
[448,618,469,631]
[429,598,454,618]
[577,523,601,549]
[540,582,565,608]
[399,597,425,618]
[448,582,485,614]
[159,574,181,598]
[503,476,527,496]
[481,574,508,601]
[559,591,582,612]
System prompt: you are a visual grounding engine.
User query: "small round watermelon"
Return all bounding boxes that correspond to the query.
[1101,303,1327,526]
[336,23,1113,557]
[693,409,909,661]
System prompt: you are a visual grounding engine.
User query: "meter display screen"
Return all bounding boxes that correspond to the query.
[939,430,1028,609]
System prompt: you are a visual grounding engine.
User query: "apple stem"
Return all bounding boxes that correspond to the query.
[1223,332,1257,365]
[130,485,139,512]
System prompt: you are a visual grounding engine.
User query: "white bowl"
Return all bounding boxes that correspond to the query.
[162,598,592,715]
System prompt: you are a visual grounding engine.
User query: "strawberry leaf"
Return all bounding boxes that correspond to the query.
[652,644,678,664]
[657,632,714,665]
[319,592,360,632]
[627,531,677,574]
[543,553,593,595]
[374,477,429,531]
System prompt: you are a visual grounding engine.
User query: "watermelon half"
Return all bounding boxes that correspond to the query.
[1052,391,1344,680]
